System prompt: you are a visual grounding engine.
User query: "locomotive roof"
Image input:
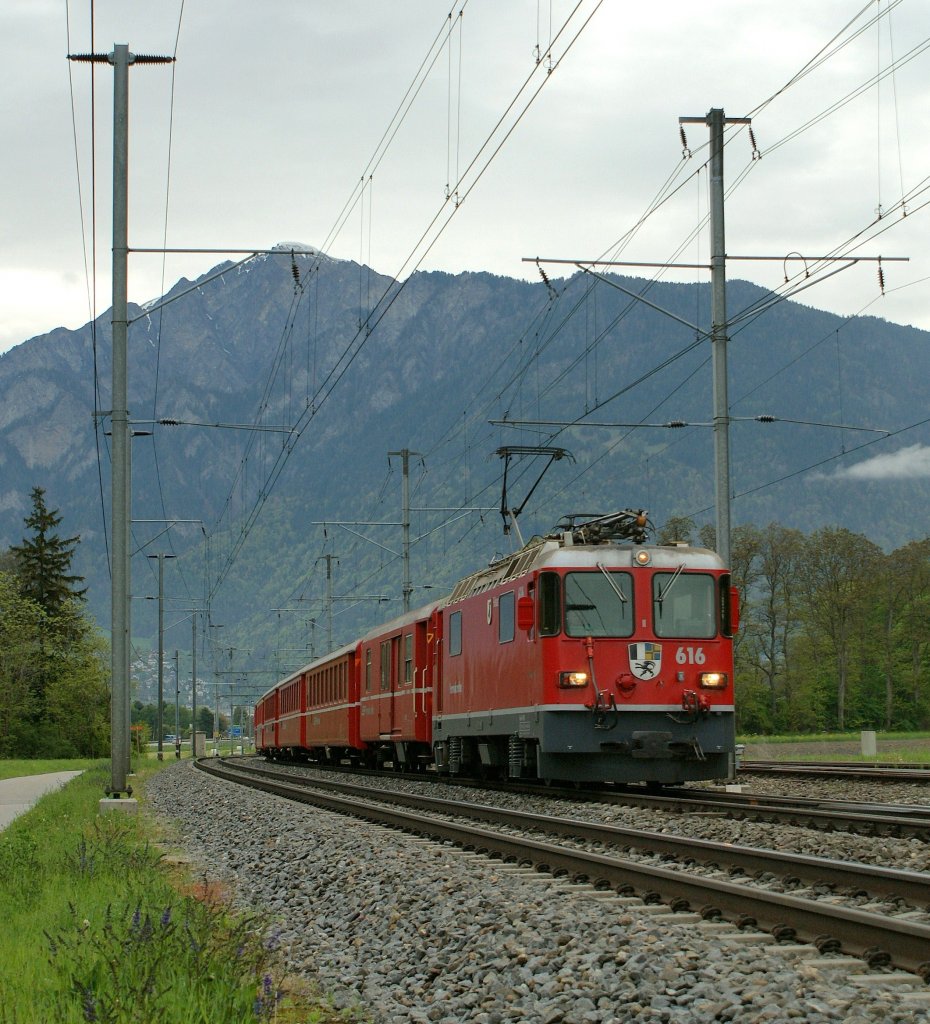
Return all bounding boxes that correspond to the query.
[440,538,725,606]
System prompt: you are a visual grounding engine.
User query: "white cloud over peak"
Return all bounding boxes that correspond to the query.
[826,444,930,482]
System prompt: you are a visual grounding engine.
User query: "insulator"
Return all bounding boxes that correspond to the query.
[679,126,691,158]
[755,414,775,423]
[878,261,885,295]
[749,127,761,160]
[290,255,301,289]
[538,263,557,301]
[666,420,686,429]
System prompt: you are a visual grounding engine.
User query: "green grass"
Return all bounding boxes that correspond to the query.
[0,758,105,781]
[737,730,930,762]
[0,761,367,1023]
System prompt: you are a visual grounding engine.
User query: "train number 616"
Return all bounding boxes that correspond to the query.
[675,646,706,665]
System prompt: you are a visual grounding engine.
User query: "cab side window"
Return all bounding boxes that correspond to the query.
[449,610,462,656]
[538,572,561,635]
[499,591,515,644]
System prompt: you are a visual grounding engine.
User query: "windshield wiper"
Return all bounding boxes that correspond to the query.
[656,563,685,607]
[596,562,627,603]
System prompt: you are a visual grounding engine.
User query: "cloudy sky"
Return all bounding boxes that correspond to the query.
[3,1,929,355]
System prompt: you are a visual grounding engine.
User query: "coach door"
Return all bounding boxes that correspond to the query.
[413,619,430,737]
[378,637,400,736]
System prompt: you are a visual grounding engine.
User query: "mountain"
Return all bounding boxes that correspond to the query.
[2,246,928,686]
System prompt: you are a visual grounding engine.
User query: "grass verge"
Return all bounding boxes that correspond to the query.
[0,758,104,781]
[738,730,930,761]
[0,760,367,1023]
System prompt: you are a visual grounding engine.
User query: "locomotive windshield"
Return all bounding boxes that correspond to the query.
[564,571,634,637]
[652,572,716,638]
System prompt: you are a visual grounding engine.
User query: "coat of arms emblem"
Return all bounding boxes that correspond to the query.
[628,641,662,680]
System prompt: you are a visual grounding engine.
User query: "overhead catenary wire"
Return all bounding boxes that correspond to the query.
[65,0,110,577]
[393,2,929,567]
[205,2,605,601]
[506,3,926,444]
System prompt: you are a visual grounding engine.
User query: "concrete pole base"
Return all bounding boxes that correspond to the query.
[99,797,139,815]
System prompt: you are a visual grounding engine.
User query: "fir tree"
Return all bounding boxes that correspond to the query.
[10,486,86,616]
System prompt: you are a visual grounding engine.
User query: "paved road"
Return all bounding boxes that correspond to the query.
[0,771,83,831]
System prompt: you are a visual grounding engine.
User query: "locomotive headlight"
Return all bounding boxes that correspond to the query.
[699,672,728,689]
[559,671,589,688]
[634,549,651,566]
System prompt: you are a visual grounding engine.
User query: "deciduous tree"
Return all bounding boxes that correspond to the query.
[797,527,882,730]
[0,572,44,756]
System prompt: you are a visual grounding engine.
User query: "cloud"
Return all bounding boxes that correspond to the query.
[827,444,930,481]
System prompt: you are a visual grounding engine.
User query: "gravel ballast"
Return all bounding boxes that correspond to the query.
[145,763,930,1023]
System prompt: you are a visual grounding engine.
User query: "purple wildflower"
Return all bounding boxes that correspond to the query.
[81,987,98,1023]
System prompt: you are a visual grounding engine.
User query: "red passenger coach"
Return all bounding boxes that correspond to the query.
[254,690,273,750]
[302,642,361,756]
[255,642,362,762]
[358,606,439,768]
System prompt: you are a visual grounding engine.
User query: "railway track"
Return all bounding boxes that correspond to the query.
[195,756,930,978]
[250,754,930,838]
[740,760,930,781]
[523,779,930,838]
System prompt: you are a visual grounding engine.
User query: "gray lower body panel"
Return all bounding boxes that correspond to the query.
[433,708,734,784]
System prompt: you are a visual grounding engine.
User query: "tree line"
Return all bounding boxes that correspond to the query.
[2,487,928,759]
[663,517,930,735]
[131,702,228,742]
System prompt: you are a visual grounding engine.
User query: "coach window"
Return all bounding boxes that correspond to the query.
[653,572,716,639]
[538,572,561,635]
[565,571,634,638]
[498,591,515,644]
[365,648,372,692]
[449,610,462,657]
[404,633,413,684]
[380,640,391,690]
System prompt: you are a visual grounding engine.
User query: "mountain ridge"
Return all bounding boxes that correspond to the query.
[1,249,928,670]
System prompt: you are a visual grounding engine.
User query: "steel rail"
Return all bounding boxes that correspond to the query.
[451,773,930,837]
[195,758,930,977]
[234,756,930,836]
[740,760,930,780]
[580,786,930,837]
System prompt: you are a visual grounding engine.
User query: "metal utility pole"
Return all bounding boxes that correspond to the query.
[147,553,175,759]
[173,649,181,758]
[68,44,173,802]
[388,449,421,612]
[317,554,338,654]
[678,108,749,568]
[191,609,198,757]
[325,555,336,653]
[111,43,133,790]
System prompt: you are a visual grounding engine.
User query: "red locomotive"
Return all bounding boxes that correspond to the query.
[255,510,737,785]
